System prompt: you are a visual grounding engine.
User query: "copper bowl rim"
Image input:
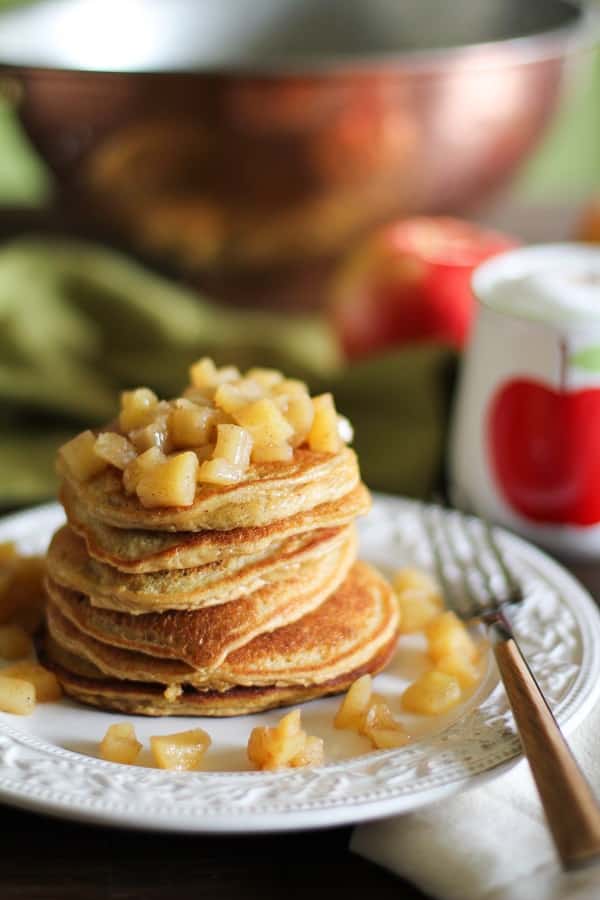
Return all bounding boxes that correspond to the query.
[0,0,594,79]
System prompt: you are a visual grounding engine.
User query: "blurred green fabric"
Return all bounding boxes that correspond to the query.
[0,238,456,507]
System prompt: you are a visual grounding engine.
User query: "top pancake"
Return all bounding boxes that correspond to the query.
[57,447,360,532]
[62,481,370,572]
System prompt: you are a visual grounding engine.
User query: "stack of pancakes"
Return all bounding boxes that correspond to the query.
[44,446,398,716]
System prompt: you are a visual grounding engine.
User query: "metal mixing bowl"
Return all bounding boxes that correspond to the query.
[0,0,589,308]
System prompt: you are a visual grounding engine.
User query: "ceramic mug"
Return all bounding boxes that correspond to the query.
[449,243,600,559]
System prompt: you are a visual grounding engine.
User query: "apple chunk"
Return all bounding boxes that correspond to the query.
[136,452,198,508]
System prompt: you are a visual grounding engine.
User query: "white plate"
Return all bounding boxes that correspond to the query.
[0,495,599,833]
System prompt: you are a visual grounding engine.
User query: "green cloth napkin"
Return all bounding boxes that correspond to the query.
[0,237,456,508]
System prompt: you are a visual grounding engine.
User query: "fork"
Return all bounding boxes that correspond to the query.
[421,503,600,870]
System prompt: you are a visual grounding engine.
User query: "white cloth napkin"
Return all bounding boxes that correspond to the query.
[352,699,600,900]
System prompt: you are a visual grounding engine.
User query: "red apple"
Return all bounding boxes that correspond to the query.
[488,379,600,526]
[330,217,518,359]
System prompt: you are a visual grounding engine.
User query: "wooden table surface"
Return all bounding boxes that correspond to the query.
[2,560,598,900]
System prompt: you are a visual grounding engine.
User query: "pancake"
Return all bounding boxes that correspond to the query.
[47,524,355,614]
[44,528,355,670]
[62,481,370,573]
[45,562,399,691]
[41,634,397,716]
[58,446,360,532]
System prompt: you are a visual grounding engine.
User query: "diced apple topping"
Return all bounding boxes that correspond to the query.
[197,458,244,486]
[248,712,320,769]
[100,723,142,765]
[235,398,293,447]
[246,367,284,389]
[136,452,198,508]
[308,394,342,453]
[150,728,211,771]
[58,358,354,507]
[119,388,158,432]
[426,611,478,664]
[247,709,324,770]
[2,661,62,702]
[401,671,462,715]
[0,675,35,715]
[122,447,166,495]
[213,424,253,468]
[334,674,372,731]
[129,413,172,453]
[94,432,137,470]
[59,430,108,481]
[250,443,294,464]
[170,405,219,449]
[334,675,410,750]
[393,567,444,634]
[435,652,482,690]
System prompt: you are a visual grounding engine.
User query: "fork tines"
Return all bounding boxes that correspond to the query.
[420,503,522,622]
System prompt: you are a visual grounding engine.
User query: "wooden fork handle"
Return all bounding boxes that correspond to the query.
[494,636,600,870]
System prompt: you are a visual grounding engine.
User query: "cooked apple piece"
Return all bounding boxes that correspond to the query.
[197,458,243,485]
[251,443,293,464]
[246,367,284,389]
[0,675,35,715]
[247,709,311,771]
[100,723,143,765]
[361,700,399,734]
[193,444,215,464]
[214,380,264,416]
[122,447,166,494]
[393,567,440,596]
[284,392,314,447]
[189,357,219,389]
[150,728,211,771]
[334,674,372,731]
[308,394,341,454]
[435,652,482,690]
[119,387,158,432]
[129,411,172,453]
[0,624,32,660]
[59,430,108,481]
[94,432,137,470]
[393,568,444,633]
[290,734,325,768]
[396,588,444,634]
[170,405,220,449]
[214,383,247,415]
[234,398,294,447]
[401,671,462,715]
[213,424,253,468]
[359,699,411,749]
[215,365,240,384]
[136,452,198,508]
[189,358,239,391]
[2,661,62,701]
[426,611,478,663]
[367,727,411,749]
[272,378,310,399]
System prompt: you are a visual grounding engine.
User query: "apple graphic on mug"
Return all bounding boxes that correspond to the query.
[488,373,600,526]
